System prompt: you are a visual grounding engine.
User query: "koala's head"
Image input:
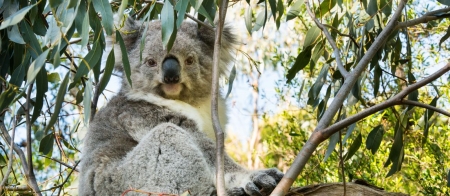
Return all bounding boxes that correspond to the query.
[115,18,236,106]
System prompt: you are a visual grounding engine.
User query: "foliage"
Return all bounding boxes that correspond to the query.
[0,0,449,195]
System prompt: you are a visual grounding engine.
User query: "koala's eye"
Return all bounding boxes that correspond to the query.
[185,57,194,65]
[146,59,157,67]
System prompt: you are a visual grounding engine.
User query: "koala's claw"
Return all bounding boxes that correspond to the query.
[230,168,284,196]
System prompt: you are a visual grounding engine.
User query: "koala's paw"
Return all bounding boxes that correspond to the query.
[228,168,284,196]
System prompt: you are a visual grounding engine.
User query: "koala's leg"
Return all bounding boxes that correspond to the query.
[98,123,216,196]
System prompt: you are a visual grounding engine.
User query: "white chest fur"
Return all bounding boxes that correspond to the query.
[126,91,227,140]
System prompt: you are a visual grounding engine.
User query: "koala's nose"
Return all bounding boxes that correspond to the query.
[162,57,180,84]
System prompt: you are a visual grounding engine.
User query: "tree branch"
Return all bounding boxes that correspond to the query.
[305,1,349,79]
[271,1,408,195]
[399,100,450,117]
[0,115,18,194]
[39,155,80,172]
[25,83,41,196]
[212,0,229,195]
[396,7,450,30]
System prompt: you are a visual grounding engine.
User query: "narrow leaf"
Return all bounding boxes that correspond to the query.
[366,0,378,16]
[43,73,70,134]
[286,45,313,83]
[98,49,115,94]
[32,68,48,124]
[439,26,450,50]
[73,41,102,82]
[27,49,50,84]
[245,5,253,34]
[268,0,277,22]
[286,0,304,21]
[366,125,384,154]
[303,26,321,49]
[324,131,339,162]
[161,0,176,50]
[0,4,35,30]
[226,65,237,98]
[7,25,25,44]
[92,0,114,35]
[84,76,93,125]
[345,133,362,161]
[39,133,54,155]
[175,0,189,28]
[342,123,356,145]
[116,30,133,87]
[422,96,439,144]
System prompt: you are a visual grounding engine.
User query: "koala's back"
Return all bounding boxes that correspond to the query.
[79,94,217,195]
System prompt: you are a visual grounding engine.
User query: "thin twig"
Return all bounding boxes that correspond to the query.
[211,0,229,195]
[396,7,450,30]
[25,83,41,195]
[38,156,80,172]
[305,1,349,78]
[0,115,18,194]
[400,100,450,117]
[323,24,359,48]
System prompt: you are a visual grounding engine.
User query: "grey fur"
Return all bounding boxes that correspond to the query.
[79,18,283,196]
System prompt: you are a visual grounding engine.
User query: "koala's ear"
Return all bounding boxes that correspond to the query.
[198,24,238,73]
[113,15,142,72]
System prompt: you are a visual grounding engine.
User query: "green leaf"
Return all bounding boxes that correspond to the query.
[27,49,50,84]
[385,118,405,177]
[19,20,43,59]
[380,0,392,17]
[0,4,35,30]
[245,5,253,34]
[190,0,204,10]
[439,26,450,50]
[447,170,450,187]
[92,0,114,35]
[7,25,25,44]
[286,45,313,83]
[116,30,133,87]
[73,41,102,83]
[252,9,267,32]
[9,53,30,86]
[47,72,61,83]
[323,131,339,162]
[373,63,382,97]
[43,73,70,134]
[268,0,277,22]
[438,0,450,6]
[422,96,438,144]
[84,76,93,125]
[286,0,304,21]
[98,49,115,96]
[303,26,321,49]
[32,68,47,124]
[226,65,236,99]
[161,0,176,51]
[276,0,284,28]
[307,64,329,104]
[342,123,356,145]
[366,0,378,16]
[366,125,384,154]
[0,86,18,113]
[407,71,418,110]
[175,0,189,28]
[344,133,362,161]
[80,10,90,48]
[39,133,54,155]
[317,0,336,16]
[49,0,63,9]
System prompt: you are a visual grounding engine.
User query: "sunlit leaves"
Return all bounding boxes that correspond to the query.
[304,26,321,49]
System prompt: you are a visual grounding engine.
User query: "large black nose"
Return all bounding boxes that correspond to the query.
[162,57,180,84]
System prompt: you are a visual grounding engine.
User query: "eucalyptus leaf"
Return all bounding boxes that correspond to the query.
[116,30,133,87]
[0,4,35,30]
[92,0,114,35]
[43,72,70,134]
[344,133,362,161]
[27,49,50,84]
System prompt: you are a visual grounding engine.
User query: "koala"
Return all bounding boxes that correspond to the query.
[78,18,283,196]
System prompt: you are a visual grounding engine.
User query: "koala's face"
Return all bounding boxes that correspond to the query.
[117,20,235,105]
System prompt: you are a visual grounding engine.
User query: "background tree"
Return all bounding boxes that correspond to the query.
[0,0,449,195]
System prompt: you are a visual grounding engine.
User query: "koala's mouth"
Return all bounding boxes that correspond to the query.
[161,83,183,98]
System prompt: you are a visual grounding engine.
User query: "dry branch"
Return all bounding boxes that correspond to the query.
[211,0,229,195]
